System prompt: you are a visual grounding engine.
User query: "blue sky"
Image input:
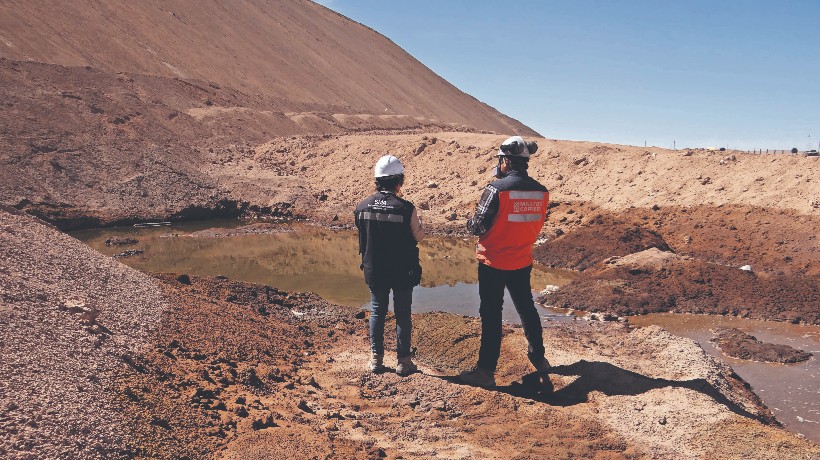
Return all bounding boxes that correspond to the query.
[315,1,819,151]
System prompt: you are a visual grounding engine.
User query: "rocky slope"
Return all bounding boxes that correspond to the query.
[2,208,818,459]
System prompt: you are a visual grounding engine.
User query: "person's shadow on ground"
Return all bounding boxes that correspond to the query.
[437,360,770,424]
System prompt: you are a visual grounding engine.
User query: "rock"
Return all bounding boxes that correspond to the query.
[251,413,277,430]
[297,400,314,414]
[419,202,430,210]
[445,212,457,221]
[104,237,138,246]
[739,265,753,272]
[415,143,427,155]
[711,327,812,363]
[176,274,192,285]
[427,181,438,188]
[540,285,560,295]
[113,249,144,259]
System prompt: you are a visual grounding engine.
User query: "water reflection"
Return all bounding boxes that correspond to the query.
[73,222,575,309]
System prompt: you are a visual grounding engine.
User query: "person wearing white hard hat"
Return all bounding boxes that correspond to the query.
[459,136,552,391]
[354,154,425,376]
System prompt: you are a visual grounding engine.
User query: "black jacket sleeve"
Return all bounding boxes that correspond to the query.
[466,185,499,236]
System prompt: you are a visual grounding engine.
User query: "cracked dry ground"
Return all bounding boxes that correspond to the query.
[115,275,818,459]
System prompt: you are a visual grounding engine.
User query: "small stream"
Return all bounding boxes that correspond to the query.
[72,221,819,442]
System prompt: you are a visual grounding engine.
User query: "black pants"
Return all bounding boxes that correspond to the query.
[476,263,546,372]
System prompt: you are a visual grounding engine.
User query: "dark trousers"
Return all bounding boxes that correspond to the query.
[476,263,546,372]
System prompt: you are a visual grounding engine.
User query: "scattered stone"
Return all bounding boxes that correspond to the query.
[739,265,753,272]
[104,237,138,246]
[176,274,192,285]
[427,181,438,188]
[445,212,457,221]
[419,202,430,210]
[251,413,277,430]
[540,285,559,295]
[297,400,315,414]
[113,249,144,259]
[415,143,427,155]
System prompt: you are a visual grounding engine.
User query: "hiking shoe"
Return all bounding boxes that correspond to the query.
[532,357,551,375]
[458,367,496,388]
[368,353,384,373]
[396,356,418,376]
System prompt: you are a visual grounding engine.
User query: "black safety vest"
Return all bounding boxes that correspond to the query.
[354,191,421,288]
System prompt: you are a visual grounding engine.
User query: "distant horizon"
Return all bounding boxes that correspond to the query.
[316,1,819,152]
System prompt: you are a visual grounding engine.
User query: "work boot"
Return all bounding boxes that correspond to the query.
[532,357,551,376]
[395,356,418,376]
[458,367,496,388]
[532,357,554,395]
[368,353,384,373]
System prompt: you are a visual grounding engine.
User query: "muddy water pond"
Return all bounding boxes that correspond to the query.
[72,222,577,323]
[73,221,819,442]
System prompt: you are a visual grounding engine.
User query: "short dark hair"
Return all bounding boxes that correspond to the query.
[375,173,405,192]
[504,156,529,172]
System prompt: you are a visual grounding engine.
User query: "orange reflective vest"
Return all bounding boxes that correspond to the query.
[476,188,549,270]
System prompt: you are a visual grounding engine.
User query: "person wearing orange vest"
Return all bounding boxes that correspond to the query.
[459,136,552,389]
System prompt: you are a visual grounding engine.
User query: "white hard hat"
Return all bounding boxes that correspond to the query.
[497,136,537,159]
[374,155,405,177]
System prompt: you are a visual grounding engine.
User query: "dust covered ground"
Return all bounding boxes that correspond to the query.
[2,207,819,459]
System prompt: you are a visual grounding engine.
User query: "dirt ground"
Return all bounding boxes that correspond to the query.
[3,208,818,459]
[1,1,818,456]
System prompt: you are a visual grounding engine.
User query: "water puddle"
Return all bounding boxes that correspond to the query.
[72,221,819,441]
[72,222,576,321]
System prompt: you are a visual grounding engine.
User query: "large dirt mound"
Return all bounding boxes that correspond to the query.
[533,214,672,271]
[0,207,170,458]
[542,248,820,324]
[0,0,532,136]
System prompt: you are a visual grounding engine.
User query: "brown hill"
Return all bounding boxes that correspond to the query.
[0,0,537,228]
[0,0,532,136]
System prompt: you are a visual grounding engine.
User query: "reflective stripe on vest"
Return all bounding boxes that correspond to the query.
[508,213,543,222]
[476,189,549,270]
[360,211,404,223]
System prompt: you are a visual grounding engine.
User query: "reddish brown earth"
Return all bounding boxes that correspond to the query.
[3,208,818,459]
[710,327,812,364]
[1,0,819,457]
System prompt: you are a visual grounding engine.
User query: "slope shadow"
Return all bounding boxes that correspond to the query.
[437,360,772,425]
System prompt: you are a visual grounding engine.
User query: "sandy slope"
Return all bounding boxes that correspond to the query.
[0,0,531,136]
[2,209,817,459]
